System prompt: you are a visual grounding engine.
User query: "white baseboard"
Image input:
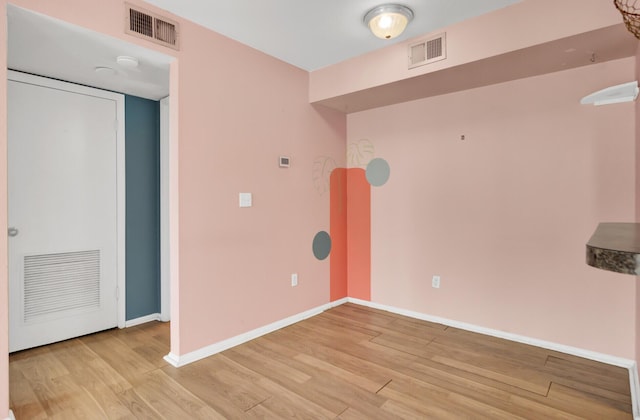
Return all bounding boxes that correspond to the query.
[124,313,163,328]
[6,409,16,420]
[347,298,636,367]
[629,361,640,420]
[347,297,640,419]
[164,298,348,367]
[163,352,180,367]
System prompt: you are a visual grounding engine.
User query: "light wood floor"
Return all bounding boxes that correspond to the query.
[9,303,633,419]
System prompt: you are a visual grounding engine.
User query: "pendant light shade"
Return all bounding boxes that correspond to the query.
[364,4,414,40]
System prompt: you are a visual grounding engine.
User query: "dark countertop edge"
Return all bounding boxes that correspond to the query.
[586,224,640,275]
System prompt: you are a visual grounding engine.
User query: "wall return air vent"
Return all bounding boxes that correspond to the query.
[125,3,179,50]
[408,33,446,69]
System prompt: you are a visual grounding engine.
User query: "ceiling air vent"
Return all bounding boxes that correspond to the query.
[125,3,179,50]
[409,33,446,69]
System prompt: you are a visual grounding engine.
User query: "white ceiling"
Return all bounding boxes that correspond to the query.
[143,0,520,71]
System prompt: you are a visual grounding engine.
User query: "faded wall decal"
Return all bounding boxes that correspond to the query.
[312,156,337,195]
[347,139,375,168]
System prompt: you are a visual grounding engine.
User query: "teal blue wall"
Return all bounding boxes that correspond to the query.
[125,95,160,320]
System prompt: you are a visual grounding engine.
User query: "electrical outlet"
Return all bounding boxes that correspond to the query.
[432,275,441,289]
[291,273,298,287]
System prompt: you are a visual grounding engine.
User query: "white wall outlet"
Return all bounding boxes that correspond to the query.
[291,273,298,287]
[432,275,441,289]
[239,192,252,208]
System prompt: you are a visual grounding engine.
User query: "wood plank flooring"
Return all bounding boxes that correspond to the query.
[9,303,633,419]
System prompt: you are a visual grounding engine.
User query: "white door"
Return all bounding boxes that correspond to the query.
[8,71,125,352]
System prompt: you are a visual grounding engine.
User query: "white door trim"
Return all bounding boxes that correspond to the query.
[7,69,126,329]
[160,96,170,322]
[116,88,126,329]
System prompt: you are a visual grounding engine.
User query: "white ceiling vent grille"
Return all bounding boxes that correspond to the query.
[409,33,446,69]
[125,3,179,50]
[23,250,100,323]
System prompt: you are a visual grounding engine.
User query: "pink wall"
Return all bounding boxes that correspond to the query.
[0,1,346,415]
[637,47,640,224]
[310,0,623,104]
[348,57,637,358]
[174,18,345,353]
[636,44,640,365]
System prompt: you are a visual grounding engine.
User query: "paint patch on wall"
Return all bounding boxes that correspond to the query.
[366,158,390,187]
[312,231,332,260]
[322,152,389,301]
[330,168,348,301]
[346,169,371,301]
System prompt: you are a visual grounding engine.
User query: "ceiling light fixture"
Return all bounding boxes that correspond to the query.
[116,55,139,68]
[364,4,414,40]
[94,66,116,76]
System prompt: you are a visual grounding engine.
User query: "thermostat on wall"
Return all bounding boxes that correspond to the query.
[279,156,290,168]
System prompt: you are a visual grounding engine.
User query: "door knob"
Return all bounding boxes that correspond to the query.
[8,227,18,237]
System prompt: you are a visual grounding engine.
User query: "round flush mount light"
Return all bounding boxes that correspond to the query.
[94,66,116,76]
[116,55,139,68]
[364,4,414,40]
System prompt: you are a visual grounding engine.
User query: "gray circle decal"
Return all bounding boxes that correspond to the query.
[312,231,332,260]
[366,158,390,187]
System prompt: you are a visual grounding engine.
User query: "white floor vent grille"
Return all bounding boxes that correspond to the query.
[24,250,101,322]
[125,3,179,50]
[409,33,446,69]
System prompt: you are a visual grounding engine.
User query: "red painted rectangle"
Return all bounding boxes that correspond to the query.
[330,168,347,301]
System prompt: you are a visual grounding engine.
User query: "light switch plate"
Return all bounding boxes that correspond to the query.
[239,192,252,208]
